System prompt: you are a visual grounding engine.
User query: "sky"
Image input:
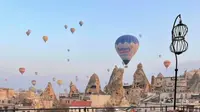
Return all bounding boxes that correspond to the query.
[0,0,200,93]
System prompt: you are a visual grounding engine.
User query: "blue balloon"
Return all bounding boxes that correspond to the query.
[115,35,139,67]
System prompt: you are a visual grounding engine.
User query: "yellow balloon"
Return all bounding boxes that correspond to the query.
[57,80,63,86]
[43,36,48,43]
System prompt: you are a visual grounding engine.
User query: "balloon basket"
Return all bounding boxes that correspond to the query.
[124,65,128,68]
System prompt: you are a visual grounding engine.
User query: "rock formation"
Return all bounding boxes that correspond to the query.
[40,82,57,101]
[69,81,79,97]
[124,88,142,104]
[40,82,57,106]
[85,73,103,94]
[104,65,129,106]
[188,71,200,92]
[133,63,151,92]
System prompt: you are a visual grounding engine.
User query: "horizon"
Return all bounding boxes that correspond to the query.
[0,0,200,93]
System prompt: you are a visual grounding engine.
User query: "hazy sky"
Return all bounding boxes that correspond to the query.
[0,0,200,93]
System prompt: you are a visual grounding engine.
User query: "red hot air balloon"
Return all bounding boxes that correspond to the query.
[19,68,25,74]
[164,60,171,68]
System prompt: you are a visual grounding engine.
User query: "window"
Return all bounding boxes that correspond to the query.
[91,85,96,89]
[126,91,129,95]
[2,100,4,103]
[8,100,11,103]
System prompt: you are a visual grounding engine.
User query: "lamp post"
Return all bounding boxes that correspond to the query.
[170,14,188,110]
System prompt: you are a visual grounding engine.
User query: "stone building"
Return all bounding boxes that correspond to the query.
[151,73,187,93]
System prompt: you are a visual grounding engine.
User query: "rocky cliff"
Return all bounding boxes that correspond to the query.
[133,63,150,92]
[40,82,58,106]
[40,82,57,101]
[188,71,200,92]
[69,81,79,97]
[104,65,129,106]
[85,73,103,94]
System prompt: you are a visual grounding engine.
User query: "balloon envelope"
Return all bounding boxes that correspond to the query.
[43,36,48,43]
[64,25,68,29]
[53,77,56,81]
[57,80,63,86]
[32,80,36,86]
[164,60,171,68]
[29,86,36,93]
[26,30,31,36]
[115,35,139,67]
[70,28,75,34]
[19,68,25,74]
[79,21,83,26]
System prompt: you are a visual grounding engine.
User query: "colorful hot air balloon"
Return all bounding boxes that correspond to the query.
[79,21,83,26]
[35,72,38,75]
[64,25,68,29]
[43,36,48,43]
[37,89,43,94]
[164,60,171,68]
[31,80,36,86]
[57,80,63,86]
[70,28,75,34]
[26,29,31,36]
[29,86,36,93]
[115,35,139,68]
[19,67,25,74]
[53,77,56,81]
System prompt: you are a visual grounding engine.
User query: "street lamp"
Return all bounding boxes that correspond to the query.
[170,14,188,110]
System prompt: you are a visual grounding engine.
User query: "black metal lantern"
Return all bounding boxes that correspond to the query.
[170,14,188,55]
[169,14,188,110]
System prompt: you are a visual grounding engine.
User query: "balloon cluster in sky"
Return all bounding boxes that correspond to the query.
[5,19,172,92]
[13,21,84,92]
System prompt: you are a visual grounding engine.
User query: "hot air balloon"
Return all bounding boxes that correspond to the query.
[57,80,63,86]
[4,79,7,81]
[64,89,67,93]
[139,34,142,38]
[32,80,36,86]
[29,86,36,93]
[67,49,70,52]
[53,77,56,81]
[79,21,83,26]
[35,72,38,75]
[43,36,48,43]
[159,55,162,58]
[164,60,171,68]
[26,29,31,36]
[107,69,110,72]
[37,89,43,94]
[64,25,68,29]
[75,76,78,82]
[115,35,139,68]
[19,67,25,74]
[70,28,75,34]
